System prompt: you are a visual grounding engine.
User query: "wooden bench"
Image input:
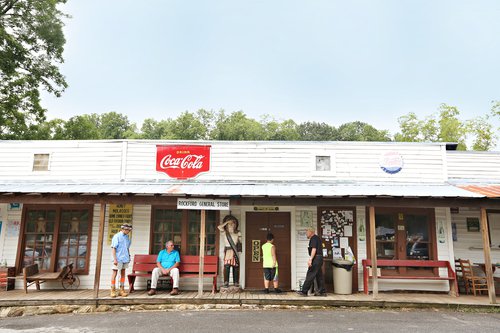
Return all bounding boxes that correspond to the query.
[128,254,218,293]
[21,263,78,293]
[362,259,458,296]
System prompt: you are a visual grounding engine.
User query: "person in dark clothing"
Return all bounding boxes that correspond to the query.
[297,227,327,296]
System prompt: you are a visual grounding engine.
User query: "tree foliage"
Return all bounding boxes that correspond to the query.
[337,121,391,141]
[297,121,338,141]
[395,103,498,150]
[0,0,68,139]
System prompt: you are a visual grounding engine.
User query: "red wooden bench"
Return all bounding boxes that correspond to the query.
[127,254,218,293]
[362,259,458,296]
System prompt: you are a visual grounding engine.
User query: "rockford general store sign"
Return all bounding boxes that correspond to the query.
[156,145,211,179]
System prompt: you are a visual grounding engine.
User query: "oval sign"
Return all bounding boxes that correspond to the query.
[379,151,403,174]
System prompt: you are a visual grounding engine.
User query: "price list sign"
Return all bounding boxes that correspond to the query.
[107,204,133,245]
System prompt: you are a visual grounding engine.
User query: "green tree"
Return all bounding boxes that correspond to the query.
[297,121,338,141]
[140,118,172,139]
[337,121,391,141]
[395,103,497,150]
[63,114,101,140]
[436,104,467,149]
[99,112,136,139]
[166,111,209,140]
[0,0,68,139]
[28,118,65,139]
[261,116,300,140]
[211,111,266,140]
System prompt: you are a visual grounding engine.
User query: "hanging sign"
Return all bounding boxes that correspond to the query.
[177,198,230,211]
[156,145,211,179]
[252,240,261,262]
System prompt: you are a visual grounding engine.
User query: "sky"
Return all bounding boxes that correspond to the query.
[41,0,500,137]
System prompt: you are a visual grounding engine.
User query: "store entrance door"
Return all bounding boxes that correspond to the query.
[245,212,291,290]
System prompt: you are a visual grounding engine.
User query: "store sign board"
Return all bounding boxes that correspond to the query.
[177,198,230,211]
[156,145,211,179]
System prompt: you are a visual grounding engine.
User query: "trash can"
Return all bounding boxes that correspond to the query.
[332,259,354,294]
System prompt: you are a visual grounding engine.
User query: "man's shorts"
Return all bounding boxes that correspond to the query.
[112,262,129,270]
[263,267,278,281]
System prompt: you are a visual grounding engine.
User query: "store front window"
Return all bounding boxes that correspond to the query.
[19,205,92,274]
[151,208,218,256]
[369,208,436,276]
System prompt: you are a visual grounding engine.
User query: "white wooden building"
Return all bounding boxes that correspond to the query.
[0,140,498,295]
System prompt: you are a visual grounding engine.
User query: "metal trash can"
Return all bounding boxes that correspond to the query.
[332,259,354,294]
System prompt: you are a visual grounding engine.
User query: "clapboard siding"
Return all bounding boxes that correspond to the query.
[124,141,446,182]
[452,208,500,264]
[0,140,450,183]
[447,151,500,180]
[0,141,123,181]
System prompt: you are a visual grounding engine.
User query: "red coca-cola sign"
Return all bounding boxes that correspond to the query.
[156,145,211,179]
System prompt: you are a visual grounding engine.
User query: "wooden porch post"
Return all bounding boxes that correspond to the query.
[480,207,496,304]
[369,206,378,298]
[198,209,206,297]
[93,201,106,298]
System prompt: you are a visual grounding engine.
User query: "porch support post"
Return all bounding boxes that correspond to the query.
[198,209,206,297]
[93,201,106,298]
[369,206,378,298]
[480,207,496,304]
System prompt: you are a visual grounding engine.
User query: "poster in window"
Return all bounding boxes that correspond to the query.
[437,220,446,244]
[6,220,20,237]
[466,218,480,232]
[299,211,313,228]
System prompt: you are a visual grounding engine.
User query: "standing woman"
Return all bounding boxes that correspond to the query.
[218,215,242,288]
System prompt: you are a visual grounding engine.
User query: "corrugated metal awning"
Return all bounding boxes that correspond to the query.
[456,185,500,198]
[0,181,485,198]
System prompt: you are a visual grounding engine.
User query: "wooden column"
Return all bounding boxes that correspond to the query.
[198,209,206,297]
[93,201,107,298]
[369,206,378,298]
[480,208,496,304]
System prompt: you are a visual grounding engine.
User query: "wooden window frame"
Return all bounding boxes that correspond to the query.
[16,204,93,275]
[150,205,219,256]
[366,207,437,277]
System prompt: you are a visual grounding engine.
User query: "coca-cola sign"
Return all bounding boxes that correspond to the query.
[156,145,211,179]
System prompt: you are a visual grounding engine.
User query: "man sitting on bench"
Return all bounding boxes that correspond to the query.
[148,240,180,296]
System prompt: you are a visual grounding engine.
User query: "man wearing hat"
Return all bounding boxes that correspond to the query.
[110,223,133,297]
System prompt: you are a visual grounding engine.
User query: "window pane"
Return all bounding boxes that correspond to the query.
[57,208,91,273]
[152,209,182,254]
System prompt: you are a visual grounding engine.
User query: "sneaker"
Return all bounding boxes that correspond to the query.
[296,291,307,297]
[314,292,327,297]
[263,288,270,294]
[170,288,179,296]
[274,288,282,294]
[147,288,156,296]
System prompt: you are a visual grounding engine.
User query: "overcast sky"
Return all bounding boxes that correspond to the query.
[41,0,500,137]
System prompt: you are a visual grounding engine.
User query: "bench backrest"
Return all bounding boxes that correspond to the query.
[23,264,39,277]
[132,254,218,274]
[362,259,455,277]
[363,259,450,268]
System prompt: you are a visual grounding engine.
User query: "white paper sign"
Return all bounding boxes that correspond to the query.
[332,248,342,259]
[340,237,349,249]
[344,225,352,237]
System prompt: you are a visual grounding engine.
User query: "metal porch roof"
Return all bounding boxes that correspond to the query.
[456,185,500,198]
[0,181,485,198]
